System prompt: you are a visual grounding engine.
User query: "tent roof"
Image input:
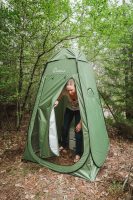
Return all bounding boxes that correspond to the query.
[49,48,88,62]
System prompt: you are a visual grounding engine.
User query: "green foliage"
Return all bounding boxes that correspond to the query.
[78,1,133,124]
[0,66,17,103]
[0,0,73,106]
[0,0,133,127]
[108,180,123,196]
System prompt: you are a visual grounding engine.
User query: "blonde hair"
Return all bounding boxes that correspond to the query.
[65,79,75,90]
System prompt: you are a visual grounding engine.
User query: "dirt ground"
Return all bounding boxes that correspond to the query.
[0,125,133,200]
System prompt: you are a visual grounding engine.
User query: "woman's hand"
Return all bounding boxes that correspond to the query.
[75,121,82,132]
[54,100,59,107]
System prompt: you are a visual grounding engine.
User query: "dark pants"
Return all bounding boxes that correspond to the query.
[61,108,83,156]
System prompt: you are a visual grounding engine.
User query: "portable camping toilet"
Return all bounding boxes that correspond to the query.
[23,48,109,181]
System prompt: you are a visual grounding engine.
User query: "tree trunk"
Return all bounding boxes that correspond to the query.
[125,43,133,121]
[16,35,24,130]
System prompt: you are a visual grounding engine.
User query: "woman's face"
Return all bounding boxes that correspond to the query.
[66,85,76,96]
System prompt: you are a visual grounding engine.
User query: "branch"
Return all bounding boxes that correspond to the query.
[52,15,69,31]
[45,34,86,54]
[42,16,69,51]
[98,90,117,122]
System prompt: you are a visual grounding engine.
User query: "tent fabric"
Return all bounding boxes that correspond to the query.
[49,48,88,62]
[23,48,109,181]
[49,108,59,156]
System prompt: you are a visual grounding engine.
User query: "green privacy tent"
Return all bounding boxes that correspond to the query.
[23,48,109,181]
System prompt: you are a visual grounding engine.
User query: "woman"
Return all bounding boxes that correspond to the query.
[54,79,83,163]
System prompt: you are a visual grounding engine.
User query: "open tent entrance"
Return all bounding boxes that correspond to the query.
[47,79,84,165]
[28,74,91,171]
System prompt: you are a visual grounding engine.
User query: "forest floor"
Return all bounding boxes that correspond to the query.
[0,121,133,200]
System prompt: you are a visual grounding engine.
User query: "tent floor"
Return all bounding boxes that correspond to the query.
[44,149,77,166]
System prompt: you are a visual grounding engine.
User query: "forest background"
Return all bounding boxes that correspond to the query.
[0,1,133,200]
[0,0,133,134]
